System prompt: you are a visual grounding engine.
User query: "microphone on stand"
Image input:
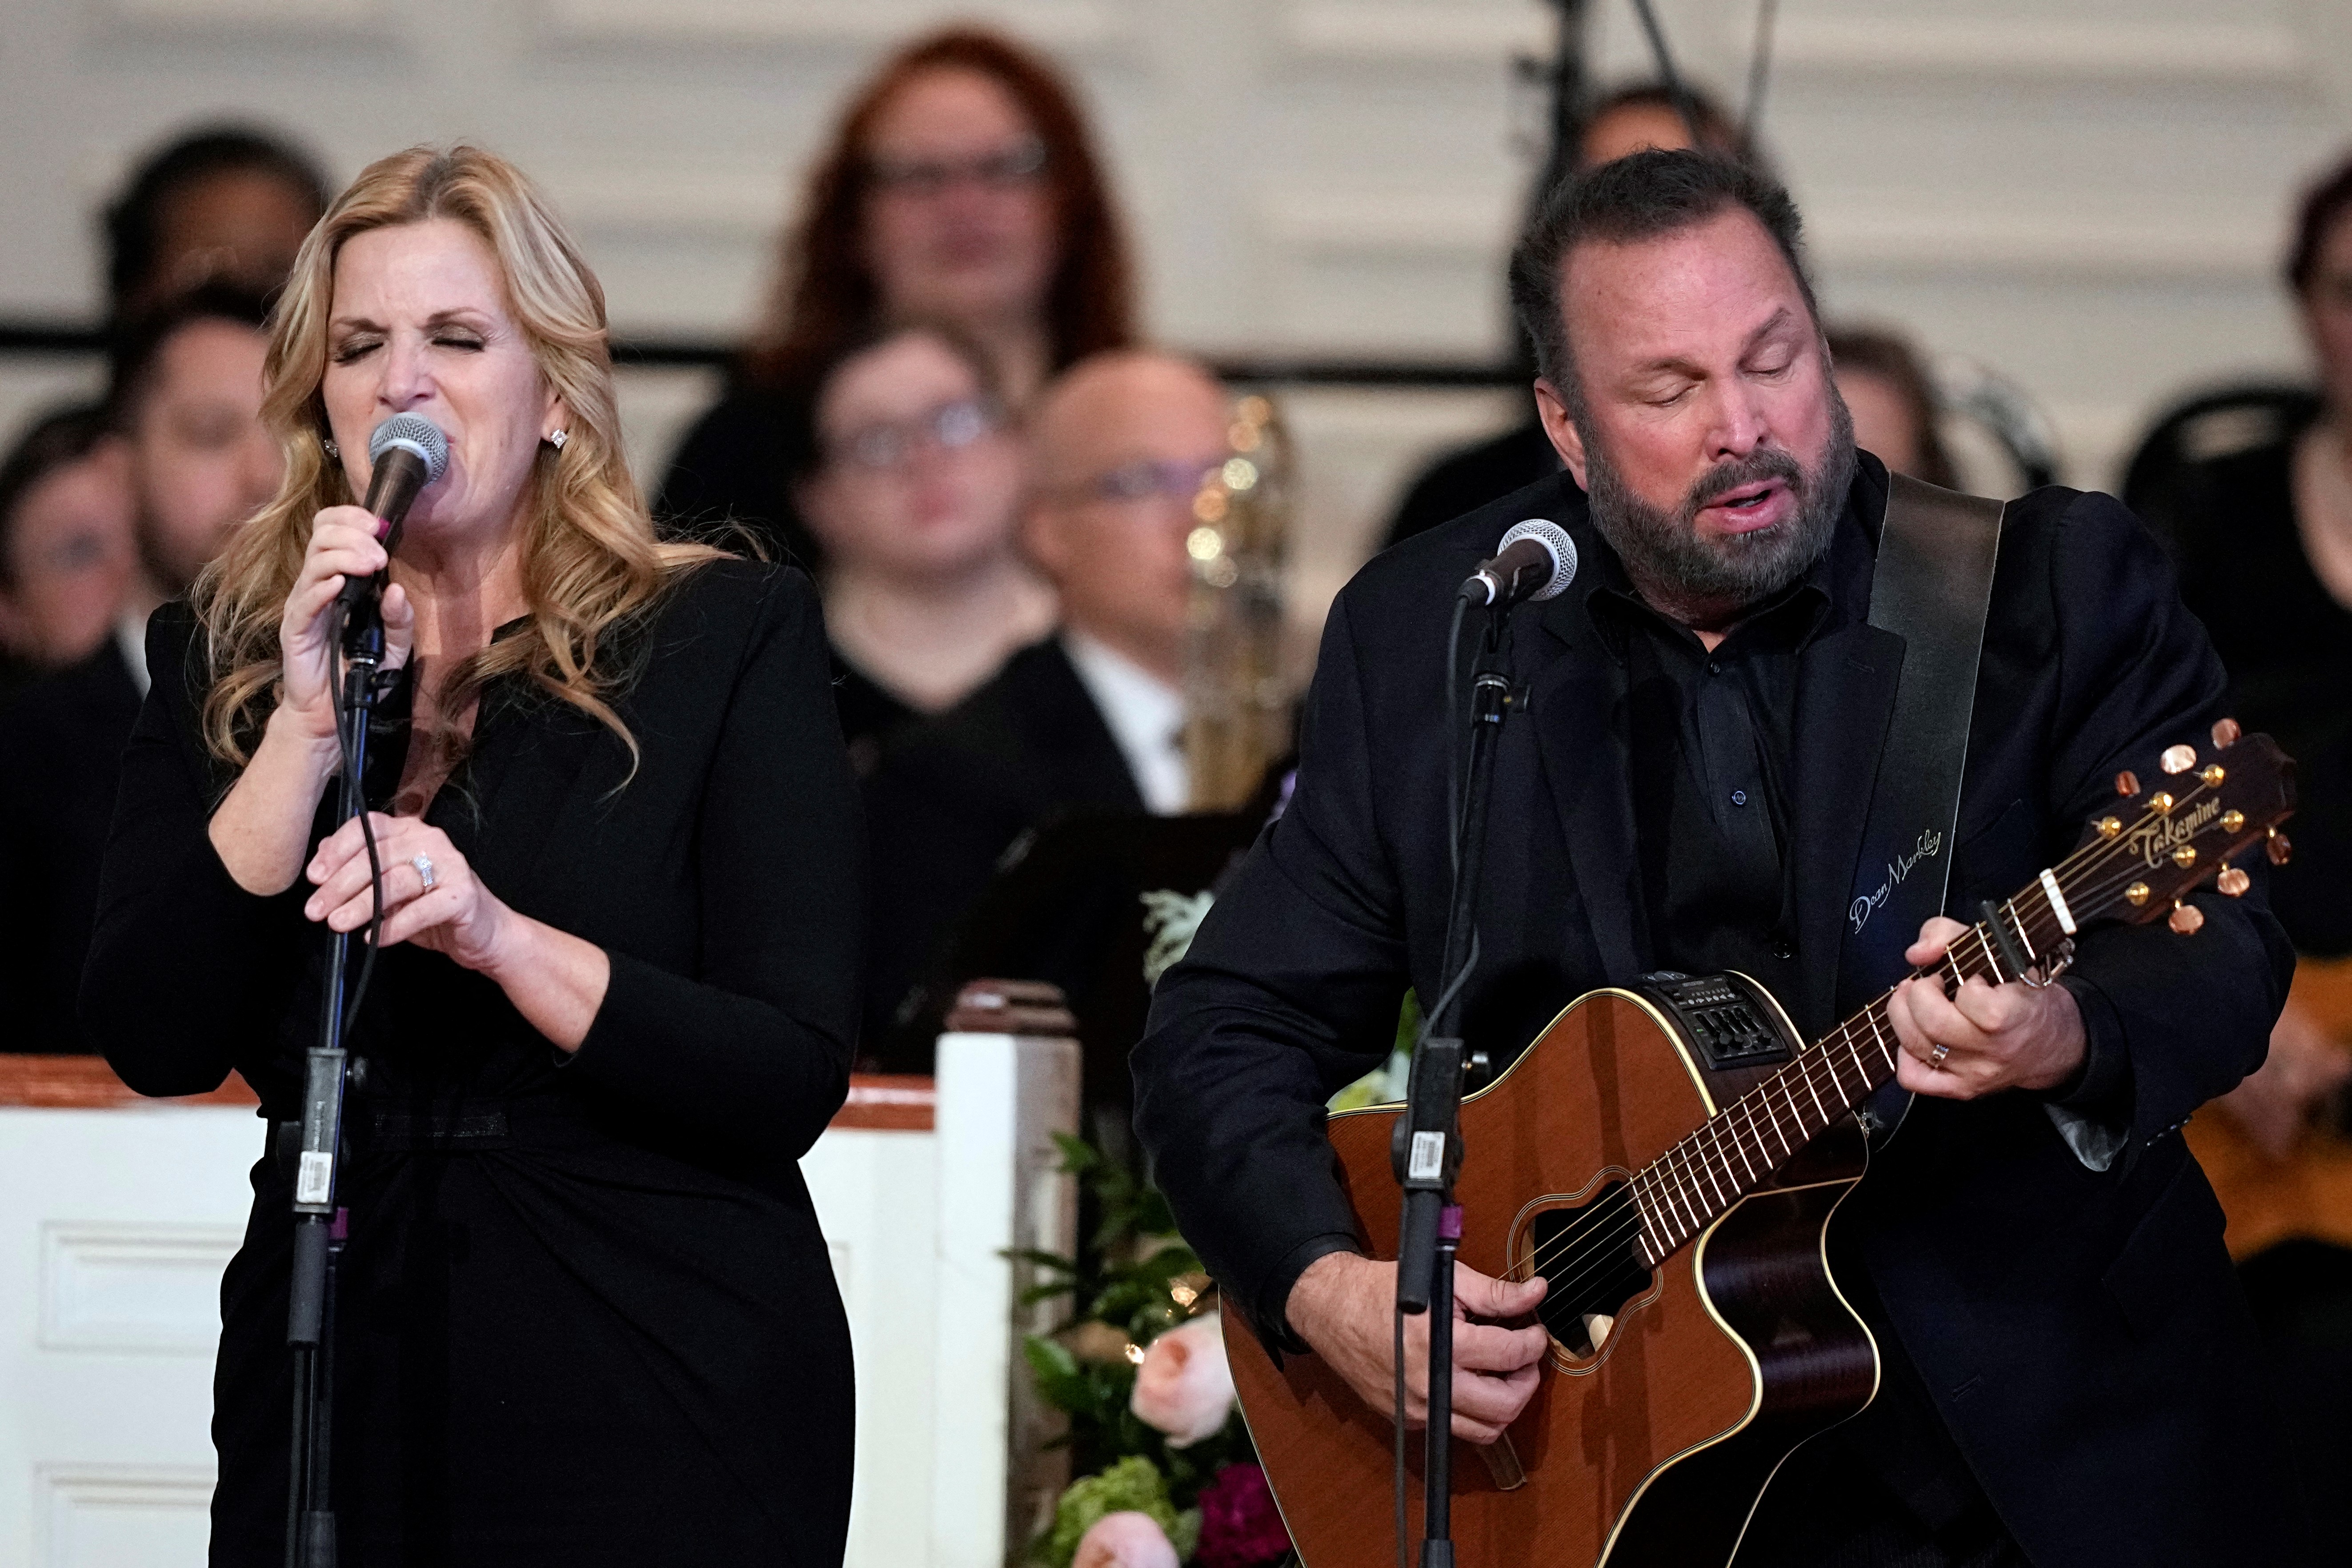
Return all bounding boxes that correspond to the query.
[336,413,450,622]
[1459,517,1577,607]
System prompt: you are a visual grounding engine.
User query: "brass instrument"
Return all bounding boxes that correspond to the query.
[1182,394,1293,812]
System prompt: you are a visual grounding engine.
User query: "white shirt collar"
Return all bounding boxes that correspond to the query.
[1062,630,1189,815]
[115,609,151,698]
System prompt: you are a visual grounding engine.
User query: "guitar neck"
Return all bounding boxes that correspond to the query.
[1629,874,2079,1266]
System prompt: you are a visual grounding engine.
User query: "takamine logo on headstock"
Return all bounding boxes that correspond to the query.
[2074,718,2296,936]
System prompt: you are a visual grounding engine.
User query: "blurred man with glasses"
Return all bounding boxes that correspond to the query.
[861,350,1233,1057]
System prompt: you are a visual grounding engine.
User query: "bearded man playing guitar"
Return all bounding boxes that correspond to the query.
[1135,151,2307,1568]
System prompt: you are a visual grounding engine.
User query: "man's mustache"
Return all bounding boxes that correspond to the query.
[1684,448,1807,517]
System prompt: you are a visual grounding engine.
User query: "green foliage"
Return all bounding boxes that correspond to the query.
[1040,1456,1201,1568]
[1019,1133,1256,1559]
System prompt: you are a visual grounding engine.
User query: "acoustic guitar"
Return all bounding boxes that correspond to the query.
[1227,722,2296,1568]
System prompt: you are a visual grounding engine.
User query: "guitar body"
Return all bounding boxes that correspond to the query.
[1226,731,2299,1567]
[1227,987,1881,1568]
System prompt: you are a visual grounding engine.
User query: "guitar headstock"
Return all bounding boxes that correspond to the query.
[2064,719,2296,934]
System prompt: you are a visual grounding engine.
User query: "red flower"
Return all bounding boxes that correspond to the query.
[1194,1463,1290,1568]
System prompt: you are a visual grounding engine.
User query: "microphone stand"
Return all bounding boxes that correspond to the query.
[1393,597,1519,1567]
[285,588,387,1568]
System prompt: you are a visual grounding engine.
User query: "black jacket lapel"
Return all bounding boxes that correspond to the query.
[1787,620,1905,1034]
[1527,596,1647,983]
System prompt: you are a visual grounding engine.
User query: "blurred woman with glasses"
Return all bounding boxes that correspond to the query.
[660,26,1137,571]
[793,322,1051,770]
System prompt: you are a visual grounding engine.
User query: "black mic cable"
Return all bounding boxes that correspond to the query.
[326,413,448,1028]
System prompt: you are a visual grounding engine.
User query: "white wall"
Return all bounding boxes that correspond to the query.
[1,0,2348,628]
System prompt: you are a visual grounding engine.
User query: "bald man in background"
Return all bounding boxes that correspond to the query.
[860,350,1231,1056]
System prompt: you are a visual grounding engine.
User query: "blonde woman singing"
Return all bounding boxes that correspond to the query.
[81,145,859,1565]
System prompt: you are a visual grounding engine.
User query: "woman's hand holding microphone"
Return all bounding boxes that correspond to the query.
[208,506,415,898]
[279,509,520,973]
[276,505,415,743]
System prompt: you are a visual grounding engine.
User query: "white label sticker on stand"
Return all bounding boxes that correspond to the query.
[1408,1131,1446,1183]
[295,1151,333,1206]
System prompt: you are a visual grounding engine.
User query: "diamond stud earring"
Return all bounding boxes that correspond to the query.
[548,429,568,450]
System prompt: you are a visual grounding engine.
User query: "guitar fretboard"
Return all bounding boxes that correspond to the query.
[1627,878,2080,1266]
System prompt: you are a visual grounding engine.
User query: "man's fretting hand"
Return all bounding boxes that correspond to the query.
[1888,915,2088,1099]
[1283,1251,1548,1444]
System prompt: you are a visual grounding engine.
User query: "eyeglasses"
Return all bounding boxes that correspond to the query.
[27,531,116,577]
[1070,458,1227,507]
[866,138,1048,199]
[825,397,1003,473]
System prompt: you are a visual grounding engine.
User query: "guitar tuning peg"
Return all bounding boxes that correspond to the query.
[2268,828,2292,866]
[2115,770,2140,798]
[2161,744,2197,774]
[2169,901,2205,935]
[2211,717,2242,748]
[2217,866,2251,897]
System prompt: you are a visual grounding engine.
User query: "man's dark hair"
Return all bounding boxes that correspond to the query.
[1508,148,1819,405]
[102,124,329,314]
[0,402,115,590]
[2288,148,2352,298]
[106,280,274,428]
[1579,81,1762,173]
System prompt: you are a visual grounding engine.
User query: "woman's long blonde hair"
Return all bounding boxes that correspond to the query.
[194,144,721,772]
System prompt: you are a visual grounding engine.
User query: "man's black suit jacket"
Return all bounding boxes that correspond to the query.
[0,636,142,1051]
[861,635,1143,1056]
[1134,459,2301,1568]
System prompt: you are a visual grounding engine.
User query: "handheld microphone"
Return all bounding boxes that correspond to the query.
[335,413,450,620]
[1458,517,1577,607]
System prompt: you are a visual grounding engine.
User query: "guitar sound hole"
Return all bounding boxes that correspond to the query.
[1525,1182,1654,1359]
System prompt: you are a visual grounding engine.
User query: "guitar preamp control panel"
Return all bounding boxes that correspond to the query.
[1629,971,1799,1071]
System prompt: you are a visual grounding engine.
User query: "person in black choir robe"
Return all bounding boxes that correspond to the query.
[788,321,1053,772]
[79,146,859,1567]
[0,404,136,696]
[1137,151,2307,1568]
[657,27,1137,569]
[0,285,278,1052]
[2120,146,2352,1564]
[861,350,1230,1059]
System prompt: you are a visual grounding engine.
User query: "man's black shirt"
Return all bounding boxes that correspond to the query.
[1587,511,1866,988]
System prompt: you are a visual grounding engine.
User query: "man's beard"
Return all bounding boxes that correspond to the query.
[1582,388,1856,617]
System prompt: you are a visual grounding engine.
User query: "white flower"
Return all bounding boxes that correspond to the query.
[1129,1311,1234,1447]
[1074,1510,1180,1568]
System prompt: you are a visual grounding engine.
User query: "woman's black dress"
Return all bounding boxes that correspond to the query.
[81,561,861,1567]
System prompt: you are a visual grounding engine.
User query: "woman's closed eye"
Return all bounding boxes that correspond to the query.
[332,335,382,365]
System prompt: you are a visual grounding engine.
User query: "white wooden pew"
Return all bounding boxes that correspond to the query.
[0,1033,1075,1568]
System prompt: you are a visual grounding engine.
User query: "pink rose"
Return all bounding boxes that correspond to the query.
[1196,1463,1291,1568]
[1074,1510,1180,1568]
[1129,1311,1234,1447]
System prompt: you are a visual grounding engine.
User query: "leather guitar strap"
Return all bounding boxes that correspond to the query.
[1842,473,2006,1145]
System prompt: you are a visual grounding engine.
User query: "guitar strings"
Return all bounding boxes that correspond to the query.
[1500,768,2252,1295]
[1506,822,2235,1304]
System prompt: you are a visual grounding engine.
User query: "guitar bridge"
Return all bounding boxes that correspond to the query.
[1629,971,1798,1071]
